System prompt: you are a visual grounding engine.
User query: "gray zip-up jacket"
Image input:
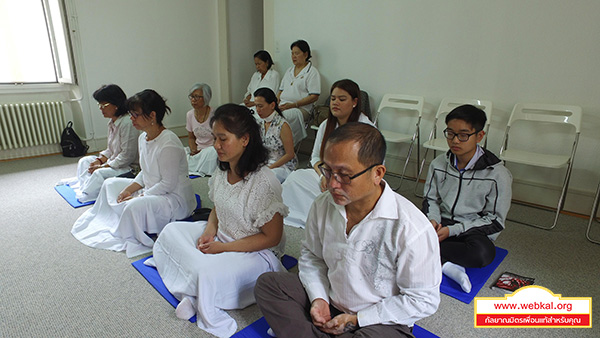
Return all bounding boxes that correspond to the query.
[422,149,512,241]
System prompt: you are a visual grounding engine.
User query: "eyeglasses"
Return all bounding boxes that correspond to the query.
[128,110,142,119]
[98,102,111,109]
[443,129,480,142]
[188,95,203,101]
[318,163,379,184]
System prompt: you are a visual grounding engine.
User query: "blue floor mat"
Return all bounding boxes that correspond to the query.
[440,246,508,304]
[54,184,94,208]
[231,317,439,338]
[131,253,298,325]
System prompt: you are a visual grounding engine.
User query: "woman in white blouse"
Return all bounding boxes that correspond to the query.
[243,50,280,109]
[185,83,218,176]
[281,79,373,228]
[71,89,195,258]
[277,40,321,145]
[254,87,297,182]
[153,104,288,338]
[58,84,139,202]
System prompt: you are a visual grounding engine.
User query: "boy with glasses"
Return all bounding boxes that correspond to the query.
[256,123,441,337]
[423,104,512,293]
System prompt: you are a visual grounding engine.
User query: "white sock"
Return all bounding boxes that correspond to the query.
[442,262,472,293]
[175,297,196,320]
[267,328,276,337]
[143,257,156,267]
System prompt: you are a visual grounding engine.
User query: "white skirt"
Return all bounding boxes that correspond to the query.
[71,177,178,258]
[282,108,308,145]
[153,221,284,338]
[271,166,292,183]
[185,146,218,177]
[281,168,321,228]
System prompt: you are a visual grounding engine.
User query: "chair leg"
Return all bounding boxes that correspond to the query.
[586,181,600,245]
[508,163,574,230]
[393,139,416,192]
[413,147,430,198]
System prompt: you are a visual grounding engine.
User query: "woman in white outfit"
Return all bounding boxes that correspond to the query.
[243,50,280,110]
[71,89,195,258]
[282,79,374,228]
[277,40,321,145]
[153,104,288,338]
[185,83,218,176]
[59,84,139,202]
[254,87,297,183]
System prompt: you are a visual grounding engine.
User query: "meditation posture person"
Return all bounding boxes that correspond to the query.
[185,82,218,176]
[277,39,321,145]
[255,123,441,338]
[243,50,280,109]
[152,104,288,338]
[58,84,139,202]
[71,89,195,258]
[422,104,512,293]
[281,79,373,228]
[254,87,297,182]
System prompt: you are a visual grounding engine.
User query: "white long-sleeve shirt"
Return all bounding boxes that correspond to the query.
[133,129,195,214]
[299,182,441,327]
[99,115,139,169]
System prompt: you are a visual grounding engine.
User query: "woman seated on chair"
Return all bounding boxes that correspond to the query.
[277,39,321,145]
[71,89,196,258]
[152,104,288,338]
[58,84,139,202]
[254,87,297,182]
[185,82,218,176]
[242,50,280,110]
[281,79,373,228]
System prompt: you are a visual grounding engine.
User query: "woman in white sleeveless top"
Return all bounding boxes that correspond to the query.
[254,87,297,182]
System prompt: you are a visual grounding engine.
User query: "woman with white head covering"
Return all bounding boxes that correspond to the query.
[185,82,218,176]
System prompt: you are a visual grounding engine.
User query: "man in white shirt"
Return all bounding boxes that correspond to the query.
[255,123,441,337]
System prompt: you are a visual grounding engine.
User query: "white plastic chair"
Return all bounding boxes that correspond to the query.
[500,103,582,230]
[414,98,493,197]
[373,94,424,191]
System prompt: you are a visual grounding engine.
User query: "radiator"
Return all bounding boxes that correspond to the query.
[0,102,66,150]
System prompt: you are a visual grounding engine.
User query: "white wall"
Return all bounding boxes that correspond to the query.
[68,0,221,144]
[270,0,600,214]
[228,0,263,102]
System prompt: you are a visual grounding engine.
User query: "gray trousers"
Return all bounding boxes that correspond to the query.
[254,272,415,338]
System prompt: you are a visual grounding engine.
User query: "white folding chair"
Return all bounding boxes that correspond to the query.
[414,98,493,197]
[373,94,424,191]
[500,103,582,230]
[585,181,600,245]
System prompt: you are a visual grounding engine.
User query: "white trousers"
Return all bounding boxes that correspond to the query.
[72,155,130,201]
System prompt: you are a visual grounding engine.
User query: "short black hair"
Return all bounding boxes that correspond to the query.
[253,87,282,117]
[290,40,311,61]
[253,50,274,69]
[445,104,487,131]
[210,104,268,178]
[125,89,171,126]
[93,84,127,117]
[325,122,386,167]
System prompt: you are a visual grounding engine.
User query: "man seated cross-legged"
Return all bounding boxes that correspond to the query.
[255,122,441,338]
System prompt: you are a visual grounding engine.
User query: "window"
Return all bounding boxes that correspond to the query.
[0,0,75,84]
